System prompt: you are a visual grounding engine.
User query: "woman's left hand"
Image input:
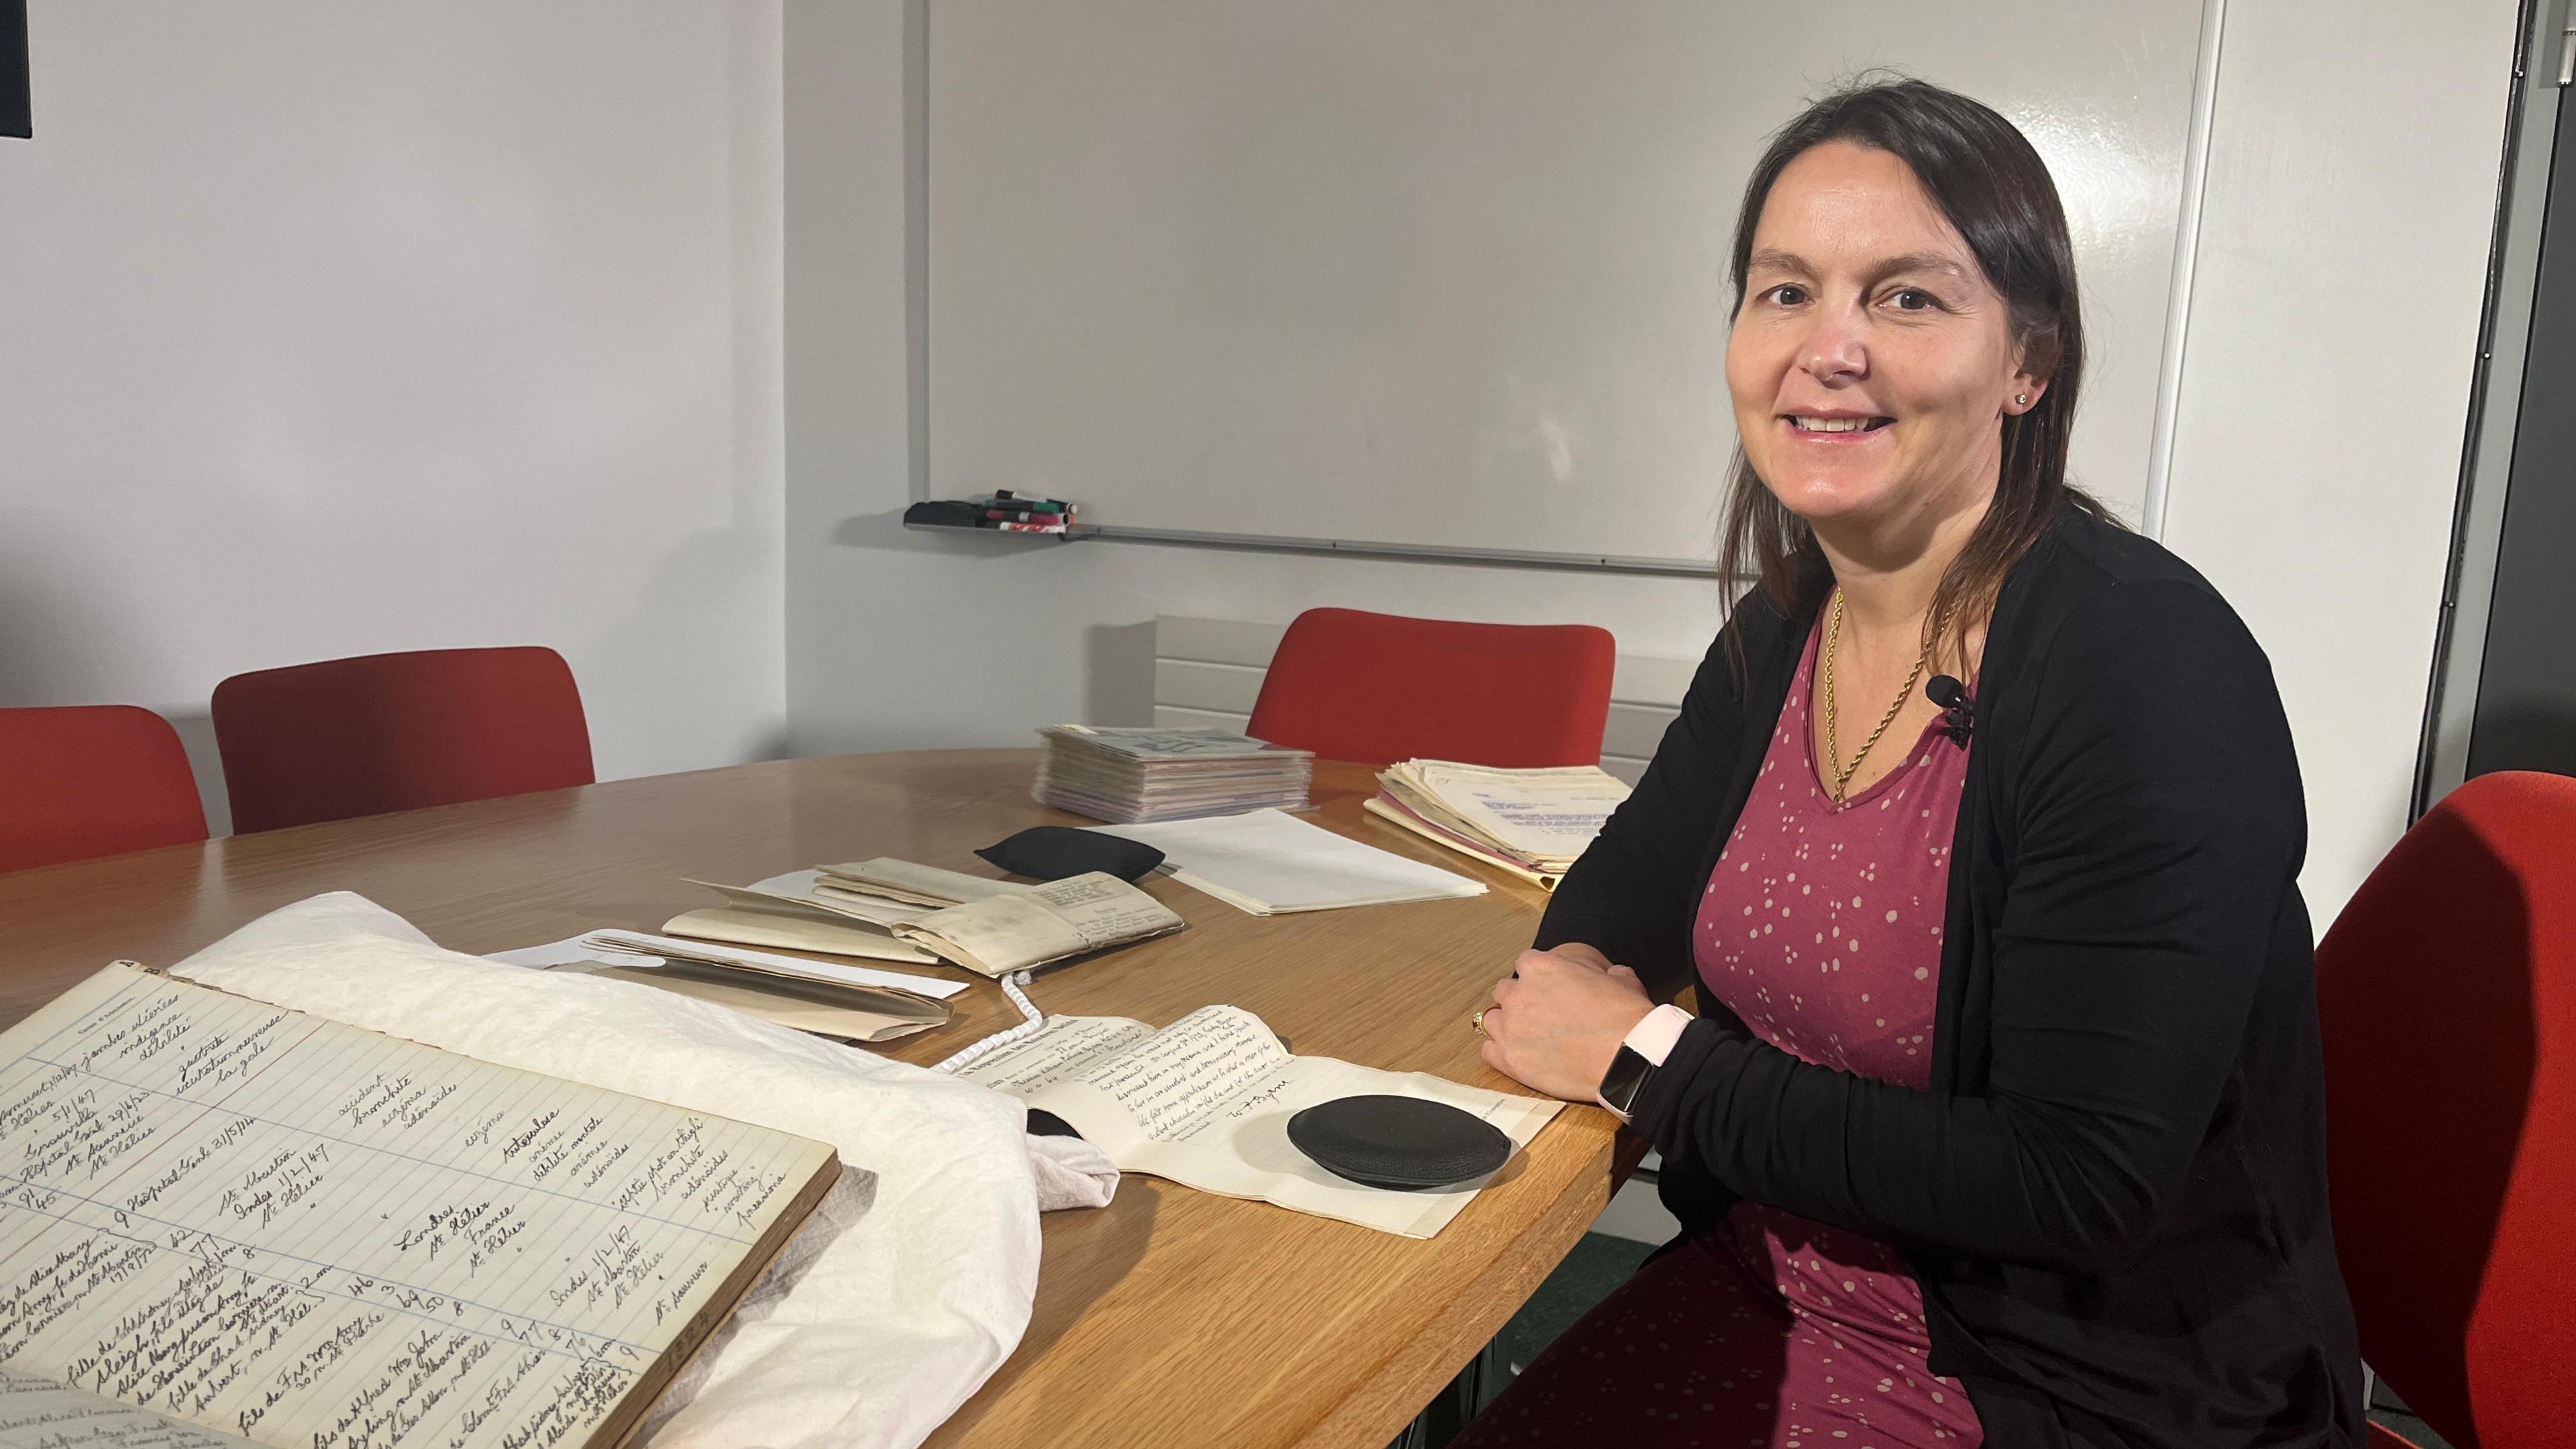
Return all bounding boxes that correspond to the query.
[1481,949,1656,1102]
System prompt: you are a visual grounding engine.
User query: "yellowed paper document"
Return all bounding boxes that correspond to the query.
[0,965,837,1449]
[954,1006,1558,1237]
[894,872,1185,977]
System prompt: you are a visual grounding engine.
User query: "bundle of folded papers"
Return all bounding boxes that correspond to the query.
[1034,724,1312,823]
[492,929,967,1042]
[1365,759,1633,889]
[665,857,1187,979]
[658,859,1011,963]
[890,871,1187,975]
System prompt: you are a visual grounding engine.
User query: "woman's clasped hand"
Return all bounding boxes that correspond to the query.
[1476,946,1652,1102]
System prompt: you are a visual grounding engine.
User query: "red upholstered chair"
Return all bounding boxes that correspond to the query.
[213,647,595,832]
[0,706,209,873]
[1243,608,1617,767]
[2316,769,2576,1449]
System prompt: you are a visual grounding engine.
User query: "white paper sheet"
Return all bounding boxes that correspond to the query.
[490,931,971,1000]
[1091,809,1487,914]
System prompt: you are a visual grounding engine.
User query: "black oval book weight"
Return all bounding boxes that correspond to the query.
[1287,1095,1512,1190]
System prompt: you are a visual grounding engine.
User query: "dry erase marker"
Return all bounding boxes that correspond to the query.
[991,490,1071,512]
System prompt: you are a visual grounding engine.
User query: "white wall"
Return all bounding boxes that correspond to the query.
[0,1,788,833]
[2157,0,2518,919]
[792,0,2515,924]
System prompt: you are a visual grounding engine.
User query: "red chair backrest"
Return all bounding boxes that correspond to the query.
[212,647,595,833]
[2316,769,2576,1449]
[1244,608,1617,767]
[0,706,209,872]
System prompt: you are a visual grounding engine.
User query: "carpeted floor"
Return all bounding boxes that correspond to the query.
[2368,1385,2455,1449]
[1483,1232,1657,1399]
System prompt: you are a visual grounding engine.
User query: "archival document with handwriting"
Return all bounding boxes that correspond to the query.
[892,873,1185,977]
[953,1006,1556,1238]
[0,965,839,1449]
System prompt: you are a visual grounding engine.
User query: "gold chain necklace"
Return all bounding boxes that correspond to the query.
[1819,589,1936,804]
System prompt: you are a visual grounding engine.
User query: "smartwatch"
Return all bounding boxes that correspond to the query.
[1597,1042,1658,1120]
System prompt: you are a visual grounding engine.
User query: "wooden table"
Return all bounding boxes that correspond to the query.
[0,751,1625,1448]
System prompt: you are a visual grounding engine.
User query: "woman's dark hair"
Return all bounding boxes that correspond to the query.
[1718,76,2116,669]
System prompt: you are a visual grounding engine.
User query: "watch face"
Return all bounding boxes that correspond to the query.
[1601,1045,1654,1115]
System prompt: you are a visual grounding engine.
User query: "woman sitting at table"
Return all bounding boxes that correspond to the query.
[1459,79,2360,1449]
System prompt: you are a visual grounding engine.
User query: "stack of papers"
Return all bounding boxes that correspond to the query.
[890,871,1188,976]
[814,857,1029,908]
[1035,724,1313,823]
[1093,808,1487,914]
[658,859,1032,962]
[663,874,941,962]
[1367,759,1632,889]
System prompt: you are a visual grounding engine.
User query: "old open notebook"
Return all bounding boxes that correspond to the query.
[0,964,841,1449]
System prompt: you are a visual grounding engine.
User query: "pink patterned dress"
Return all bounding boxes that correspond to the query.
[1459,619,1982,1448]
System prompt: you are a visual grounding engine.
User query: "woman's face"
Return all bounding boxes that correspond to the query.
[1725,141,2042,535]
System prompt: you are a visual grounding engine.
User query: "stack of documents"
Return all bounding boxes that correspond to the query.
[889,871,1188,976]
[1034,724,1313,823]
[814,857,1028,908]
[1095,808,1487,914]
[492,929,968,1041]
[1366,759,1632,888]
[658,859,1027,961]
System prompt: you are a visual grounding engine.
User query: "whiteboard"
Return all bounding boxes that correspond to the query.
[928,1,2201,561]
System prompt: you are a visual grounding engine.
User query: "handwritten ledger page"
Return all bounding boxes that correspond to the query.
[0,965,839,1449]
[954,1006,1557,1237]
[0,1366,258,1449]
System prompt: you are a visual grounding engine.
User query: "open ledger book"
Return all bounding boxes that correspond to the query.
[0,964,841,1449]
[951,1006,1558,1238]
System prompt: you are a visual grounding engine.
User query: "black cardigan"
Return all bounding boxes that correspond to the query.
[1538,508,2362,1448]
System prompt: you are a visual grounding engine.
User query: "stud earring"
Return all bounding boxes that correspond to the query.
[2015,393,2029,408]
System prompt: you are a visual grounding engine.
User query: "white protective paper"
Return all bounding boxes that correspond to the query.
[168,893,1059,1449]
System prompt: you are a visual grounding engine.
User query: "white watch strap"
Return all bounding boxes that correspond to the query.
[1623,1004,1694,1066]
[1598,1004,1694,1117]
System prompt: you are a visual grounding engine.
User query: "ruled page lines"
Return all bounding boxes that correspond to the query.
[0,966,833,1449]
